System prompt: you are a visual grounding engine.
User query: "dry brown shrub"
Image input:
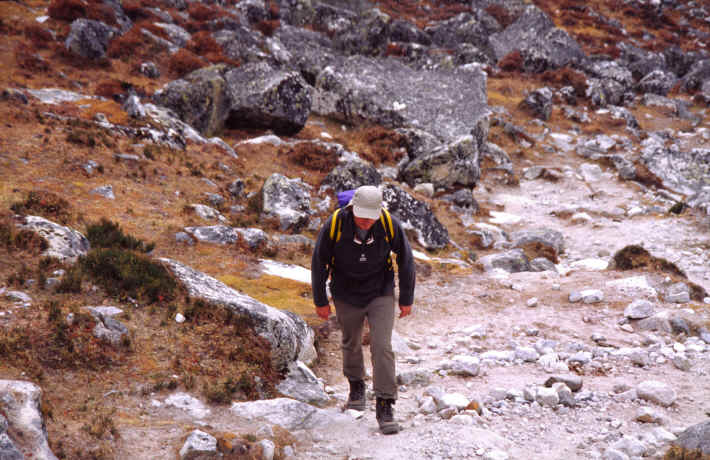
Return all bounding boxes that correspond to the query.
[48,0,87,21]
[385,42,406,57]
[359,126,407,165]
[634,163,664,189]
[11,190,73,225]
[540,66,588,97]
[254,19,280,37]
[168,48,206,77]
[24,23,55,49]
[121,0,153,21]
[519,242,559,264]
[15,42,50,73]
[94,79,126,100]
[279,142,339,173]
[188,2,221,22]
[498,50,523,73]
[186,30,220,55]
[485,4,514,28]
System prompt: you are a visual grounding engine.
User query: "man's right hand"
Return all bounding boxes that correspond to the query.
[316,304,331,320]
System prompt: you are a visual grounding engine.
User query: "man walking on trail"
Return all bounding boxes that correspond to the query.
[311,185,416,435]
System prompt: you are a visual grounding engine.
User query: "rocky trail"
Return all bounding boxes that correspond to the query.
[111,147,710,460]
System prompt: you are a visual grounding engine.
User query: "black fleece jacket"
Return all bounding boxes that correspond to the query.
[311,207,416,308]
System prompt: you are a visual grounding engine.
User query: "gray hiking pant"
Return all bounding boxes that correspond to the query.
[334,295,397,400]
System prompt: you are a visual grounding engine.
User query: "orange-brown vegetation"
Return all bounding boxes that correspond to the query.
[384,42,406,57]
[254,19,280,37]
[24,23,55,49]
[11,190,73,225]
[358,126,407,166]
[15,42,51,74]
[167,48,206,77]
[372,0,471,28]
[278,142,340,173]
[187,2,223,22]
[185,31,240,67]
[540,66,588,97]
[48,0,87,22]
[485,4,514,28]
[498,50,523,73]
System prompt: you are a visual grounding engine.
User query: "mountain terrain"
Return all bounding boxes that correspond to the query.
[1,0,710,459]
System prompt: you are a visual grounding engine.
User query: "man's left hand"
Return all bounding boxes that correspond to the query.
[399,305,412,318]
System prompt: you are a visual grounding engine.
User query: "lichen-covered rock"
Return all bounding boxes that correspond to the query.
[275,25,341,85]
[489,5,584,72]
[0,380,58,460]
[400,135,481,190]
[519,87,554,121]
[184,225,240,245]
[152,65,232,137]
[214,25,269,65]
[313,55,488,145]
[276,361,330,406]
[619,42,667,80]
[637,69,677,96]
[335,8,392,57]
[510,228,565,263]
[260,174,312,232]
[479,249,531,273]
[161,259,316,371]
[16,215,90,263]
[179,430,218,460]
[640,143,710,198]
[426,12,498,58]
[224,62,312,135]
[65,19,115,60]
[681,58,710,92]
[382,184,449,250]
[665,420,710,459]
[321,160,382,193]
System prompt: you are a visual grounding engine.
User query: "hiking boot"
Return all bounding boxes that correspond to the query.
[345,380,366,411]
[375,397,399,434]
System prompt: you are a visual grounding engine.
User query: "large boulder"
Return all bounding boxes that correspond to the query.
[0,380,58,460]
[313,55,489,145]
[260,174,312,232]
[619,42,667,81]
[681,59,710,93]
[640,144,710,198]
[335,8,392,57]
[275,25,341,85]
[489,5,585,72]
[425,12,498,57]
[152,65,232,137]
[321,160,382,193]
[276,361,329,406]
[224,62,312,135]
[15,215,90,262]
[161,259,316,371]
[382,184,449,250]
[400,135,481,190]
[65,19,115,60]
[230,397,351,431]
[479,249,531,273]
[637,69,677,96]
[665,420,710,459]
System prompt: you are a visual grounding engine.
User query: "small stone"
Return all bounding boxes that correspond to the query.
[175,313,186,323]
[637,380,676,407]
[526,297,539,308]
[624,299,654,319]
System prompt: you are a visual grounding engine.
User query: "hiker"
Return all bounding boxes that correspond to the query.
[311,185,416,434]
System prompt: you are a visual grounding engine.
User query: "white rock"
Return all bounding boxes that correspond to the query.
[535,387,559,407]
[611,435,647,457]
[179,430,217,460]
[450,414,475,425]
[580,289,604,303]
[259,439,276,460]
[624,299,655,319]
[441,393,470,410]
[570,258,608,271]
[175,313,186,323]
[514,347,540,362]
[165,393,210,418]
[637,381,677,407]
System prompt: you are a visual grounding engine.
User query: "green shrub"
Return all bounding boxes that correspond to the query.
[55,265,83,293]
[86,218,155,253]
[80,248,176,303]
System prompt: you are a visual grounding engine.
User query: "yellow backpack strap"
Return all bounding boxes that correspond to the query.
[329,208,343,243]
[380,209,394,243]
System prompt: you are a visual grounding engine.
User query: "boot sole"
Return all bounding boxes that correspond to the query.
[345,400,366,411]
[378,421,400,435]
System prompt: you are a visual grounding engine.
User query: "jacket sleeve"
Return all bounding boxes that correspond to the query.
[391,217,416,306]
[311,218,333,307]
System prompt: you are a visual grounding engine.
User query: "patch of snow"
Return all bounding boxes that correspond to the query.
[259,259,311,284]
[489,211,522,225]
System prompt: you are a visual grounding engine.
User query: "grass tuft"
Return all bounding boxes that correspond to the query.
[11,190,73,224]
[80,248,177,303]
